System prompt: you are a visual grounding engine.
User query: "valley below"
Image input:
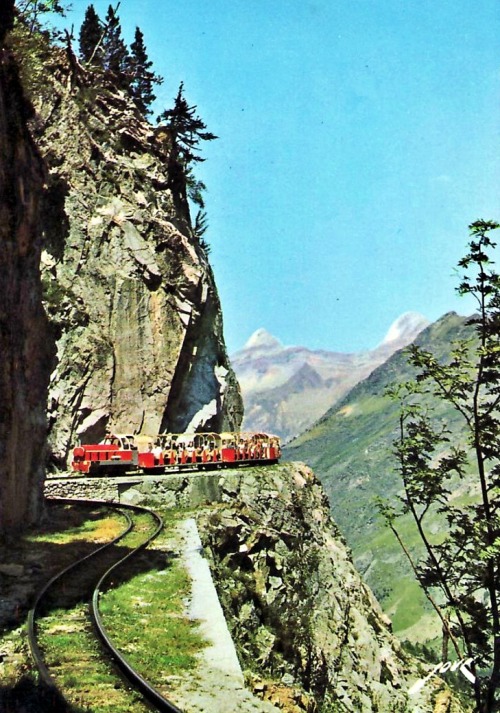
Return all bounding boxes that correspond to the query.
[283,312,476,646]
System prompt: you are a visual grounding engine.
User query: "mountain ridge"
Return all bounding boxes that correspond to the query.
[232,312,430,441]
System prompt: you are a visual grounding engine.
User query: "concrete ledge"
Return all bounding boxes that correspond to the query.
[173,518,280,713]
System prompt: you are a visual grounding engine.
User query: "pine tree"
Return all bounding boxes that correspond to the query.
[128,26,162,115]
[78,4,102,64]
[157,82,217,217]
[158,82,217,166]
[101,4,130,87]
[193,210,211,253]
[15,0,65,36]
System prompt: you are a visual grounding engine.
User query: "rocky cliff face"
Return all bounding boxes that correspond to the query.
[199,464,463,712]
[0,6,55,534]
[24,45,242,465]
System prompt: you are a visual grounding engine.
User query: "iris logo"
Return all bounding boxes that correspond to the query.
[408,657,476,695]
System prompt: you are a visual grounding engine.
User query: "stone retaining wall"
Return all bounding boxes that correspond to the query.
[44,471,226,509]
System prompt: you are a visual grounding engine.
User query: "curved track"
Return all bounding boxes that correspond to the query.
[27,498,183,713]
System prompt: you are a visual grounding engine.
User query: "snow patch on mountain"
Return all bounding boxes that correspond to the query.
[232,312,432,441]
[243,329,283,353]
[380,312,429,346]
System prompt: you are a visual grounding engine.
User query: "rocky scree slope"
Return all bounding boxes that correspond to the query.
[24,42,242,466]
[198,463,463,712]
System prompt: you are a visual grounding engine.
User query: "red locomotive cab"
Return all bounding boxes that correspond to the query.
[70,433,137,475]
[71,445,90,474]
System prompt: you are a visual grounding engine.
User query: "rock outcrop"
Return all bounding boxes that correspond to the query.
[199,463,464,712]
[23,44,242,465]
[0,4,55,534]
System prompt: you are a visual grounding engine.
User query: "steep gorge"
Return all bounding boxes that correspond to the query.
[0,18,470,711]
[0,14,242,531]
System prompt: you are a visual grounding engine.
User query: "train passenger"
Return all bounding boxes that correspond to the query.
[167,444,178,465]
[152,440,163,464]
[203,441,215,462]
[209,441,219,462]
[194,445,202,463]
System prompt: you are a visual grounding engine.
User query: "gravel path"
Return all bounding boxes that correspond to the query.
[169,518,279,713]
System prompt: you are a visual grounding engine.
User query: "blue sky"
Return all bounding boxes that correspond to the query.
[57,1,500,353]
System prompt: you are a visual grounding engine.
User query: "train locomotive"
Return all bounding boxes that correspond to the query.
[71,431,281,476]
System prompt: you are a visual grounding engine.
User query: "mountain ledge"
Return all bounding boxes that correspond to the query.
[198,462,462,712]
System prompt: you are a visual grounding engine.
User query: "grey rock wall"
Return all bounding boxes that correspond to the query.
[33,51,242,466]
[0,16,55,534]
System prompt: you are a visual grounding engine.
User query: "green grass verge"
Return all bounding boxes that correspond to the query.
[99,546,207,683]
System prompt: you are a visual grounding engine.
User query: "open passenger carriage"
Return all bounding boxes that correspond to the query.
[71,431,281,476]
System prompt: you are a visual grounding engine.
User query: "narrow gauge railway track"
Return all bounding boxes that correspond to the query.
[28,498,183,713]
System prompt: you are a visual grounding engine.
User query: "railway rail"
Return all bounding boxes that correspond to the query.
[27,498,183,713]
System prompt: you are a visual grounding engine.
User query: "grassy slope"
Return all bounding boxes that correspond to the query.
[284,312,474,640]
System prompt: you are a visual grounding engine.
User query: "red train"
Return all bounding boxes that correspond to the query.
[71,431,281,476]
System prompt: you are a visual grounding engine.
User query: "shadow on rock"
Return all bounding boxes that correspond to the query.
[0,677,77,713]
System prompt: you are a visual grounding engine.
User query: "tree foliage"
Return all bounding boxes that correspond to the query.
[15,1,65,34]
[128,26,161,115]
[77,4,161,115]
[382,220,500,712]
[158,82,217,166]
[78,3,102,63]
[8,0,64,102]
[157,82,217,221]
[100,4,129,87]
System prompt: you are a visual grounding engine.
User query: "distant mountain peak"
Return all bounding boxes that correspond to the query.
[233,311,434,441]
[243,328,283,352]
[380,312,429,346]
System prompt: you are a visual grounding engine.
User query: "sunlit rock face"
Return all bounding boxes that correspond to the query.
[32,52,242,465]
[0,10,54,533]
